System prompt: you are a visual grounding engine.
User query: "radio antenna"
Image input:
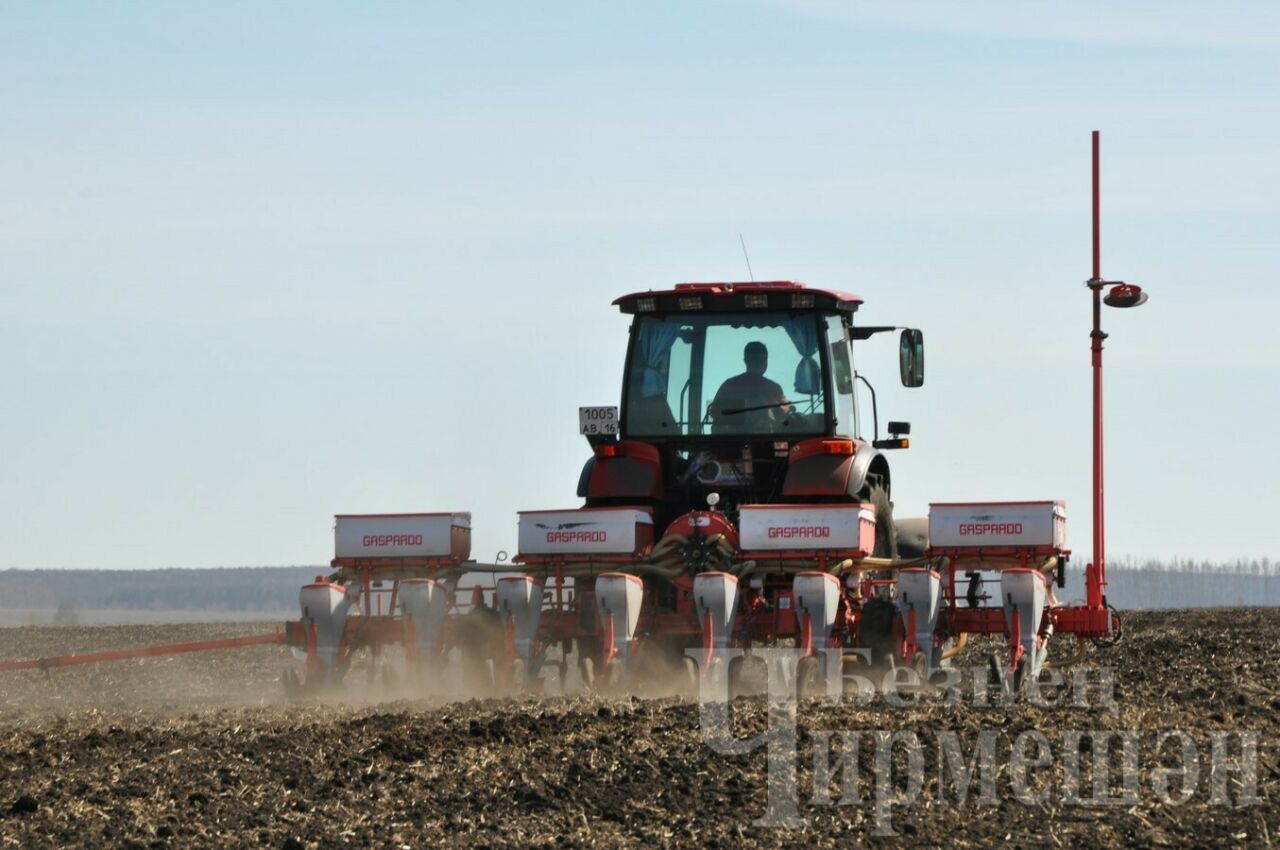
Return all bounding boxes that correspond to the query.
[738,233,755,282]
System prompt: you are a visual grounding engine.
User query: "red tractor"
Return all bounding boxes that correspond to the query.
[525,279,925,690]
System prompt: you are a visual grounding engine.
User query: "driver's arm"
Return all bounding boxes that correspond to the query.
[768,379,792,413]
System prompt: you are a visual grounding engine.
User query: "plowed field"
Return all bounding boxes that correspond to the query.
[0,610,1276,848]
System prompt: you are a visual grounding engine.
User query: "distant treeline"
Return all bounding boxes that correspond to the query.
[0,559,1276,613]
[0,567,321,612]
[1104,556,1280,610]
[1110,555,1278,575]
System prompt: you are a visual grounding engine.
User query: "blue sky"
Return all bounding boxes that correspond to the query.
[2,1,1278,568]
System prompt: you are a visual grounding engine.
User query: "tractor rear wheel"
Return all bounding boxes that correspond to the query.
[857,597,899,667]
[853,481,900,673]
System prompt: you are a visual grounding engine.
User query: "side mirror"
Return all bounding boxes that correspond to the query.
[873,421,911,450]
[899,329,924,387]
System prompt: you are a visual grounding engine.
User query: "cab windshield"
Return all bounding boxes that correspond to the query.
[624,312,829,438]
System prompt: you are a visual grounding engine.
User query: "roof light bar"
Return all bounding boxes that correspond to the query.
[677,296,703,310]
[791,293,815,308]
[635,296,657,312]
[744,293,769,308]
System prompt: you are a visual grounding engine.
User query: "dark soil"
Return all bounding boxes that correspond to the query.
[0,610,1276,848]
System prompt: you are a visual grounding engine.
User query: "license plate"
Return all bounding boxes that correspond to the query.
[579,406,619,436]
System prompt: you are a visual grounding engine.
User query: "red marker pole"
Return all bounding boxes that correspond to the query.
[0,631,284,673]
[1087,130,1106,610]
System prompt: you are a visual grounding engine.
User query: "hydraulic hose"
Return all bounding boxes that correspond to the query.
[940,631,968,661]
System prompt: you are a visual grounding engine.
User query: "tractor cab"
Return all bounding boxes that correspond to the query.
[580,281,923,542]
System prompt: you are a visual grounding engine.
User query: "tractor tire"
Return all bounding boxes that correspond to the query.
[840,653,867,698]
[857,597,899,667]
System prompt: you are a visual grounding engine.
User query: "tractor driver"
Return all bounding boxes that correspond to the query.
[710,341,791,430]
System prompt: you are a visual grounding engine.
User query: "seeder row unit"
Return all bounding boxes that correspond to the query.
[285,499,1120,696]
